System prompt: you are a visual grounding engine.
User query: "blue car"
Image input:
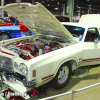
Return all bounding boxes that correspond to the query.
[0,18,35,40]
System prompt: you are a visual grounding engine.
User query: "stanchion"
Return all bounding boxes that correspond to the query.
[71,89,75,100]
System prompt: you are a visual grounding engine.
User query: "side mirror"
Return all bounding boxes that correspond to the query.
[94,38,99,43]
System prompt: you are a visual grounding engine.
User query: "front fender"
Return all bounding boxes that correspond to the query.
[54,57,78,77]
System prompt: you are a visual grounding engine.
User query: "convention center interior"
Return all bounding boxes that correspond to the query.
[0,0,100,100]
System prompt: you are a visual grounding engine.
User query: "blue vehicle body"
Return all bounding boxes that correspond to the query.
[0,25,21,38]
[0,17,35,40]
[0,25,35,39]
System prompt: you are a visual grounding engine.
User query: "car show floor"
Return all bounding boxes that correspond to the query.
[29,66,100,100]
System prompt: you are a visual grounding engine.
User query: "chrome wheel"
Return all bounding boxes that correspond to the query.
[58,66,69,84]
[1,34,10,40]
[51,62,72,90]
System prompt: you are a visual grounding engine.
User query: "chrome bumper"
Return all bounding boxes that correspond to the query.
[0,70,36,92]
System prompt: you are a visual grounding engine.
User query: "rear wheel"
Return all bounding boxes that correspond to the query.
[52,62,72,90]
[0,33,10,41]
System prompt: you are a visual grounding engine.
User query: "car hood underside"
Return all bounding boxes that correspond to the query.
[2,3,77,42]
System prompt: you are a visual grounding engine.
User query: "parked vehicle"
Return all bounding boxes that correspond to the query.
[0,17,14,26]
[0,3,100,94]
[0,17,35,41]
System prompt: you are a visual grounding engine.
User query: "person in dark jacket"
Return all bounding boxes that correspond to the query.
[8,16,16,23]
[19,22,29,37]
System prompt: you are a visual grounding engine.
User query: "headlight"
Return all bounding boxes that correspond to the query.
[14,62,18,69]
[19,63,28,75]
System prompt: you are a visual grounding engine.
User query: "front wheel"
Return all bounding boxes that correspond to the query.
[0,33,10,41]
[52,62,72,90]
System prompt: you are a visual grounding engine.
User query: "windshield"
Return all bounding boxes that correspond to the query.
[63,25,85,41]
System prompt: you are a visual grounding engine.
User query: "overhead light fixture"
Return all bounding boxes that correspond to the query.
[47,4,50,6]
[16,0,21,3]
[35,2,39,4]
[54,8,59,10]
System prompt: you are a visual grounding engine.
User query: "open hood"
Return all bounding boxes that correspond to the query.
[2,3,78,42]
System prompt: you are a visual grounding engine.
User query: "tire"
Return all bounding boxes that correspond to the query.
[0,33,10,41]
[52,62,72,90]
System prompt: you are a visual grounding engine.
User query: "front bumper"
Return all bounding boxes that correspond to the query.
[0,70,36,93]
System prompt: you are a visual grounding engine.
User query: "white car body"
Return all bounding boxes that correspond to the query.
[0,3,100,93]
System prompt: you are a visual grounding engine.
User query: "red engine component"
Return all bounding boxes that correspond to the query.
[4,40,63,60]
[15,41,23,45]
[20,45,32,51]
[43,45,52,53]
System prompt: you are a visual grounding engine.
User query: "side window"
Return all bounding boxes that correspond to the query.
[85,28,99,42]
[63,25,85,41]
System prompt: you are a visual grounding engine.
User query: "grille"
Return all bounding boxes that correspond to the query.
[0,56,12,70]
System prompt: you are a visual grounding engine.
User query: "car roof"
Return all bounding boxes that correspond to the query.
[61,22,98,28]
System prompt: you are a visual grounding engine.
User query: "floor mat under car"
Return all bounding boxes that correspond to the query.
[72,66,91,78]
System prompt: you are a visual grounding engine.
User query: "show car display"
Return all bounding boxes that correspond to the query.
[0,17,21,40]
[0,3,100,94]
[0,17,35,41]
[0,17,14,26]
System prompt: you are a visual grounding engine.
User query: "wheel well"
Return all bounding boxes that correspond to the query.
[68,60,77,71]
[54,60,77,77]
[0,32,11,39]
[61,60,77,72]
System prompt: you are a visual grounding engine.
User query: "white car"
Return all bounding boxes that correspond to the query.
[0,3,100,93]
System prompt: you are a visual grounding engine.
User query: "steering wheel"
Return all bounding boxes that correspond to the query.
[72,34,78,37]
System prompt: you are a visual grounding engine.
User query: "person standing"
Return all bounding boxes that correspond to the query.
[19,22,29,37]
[8,16,16,23]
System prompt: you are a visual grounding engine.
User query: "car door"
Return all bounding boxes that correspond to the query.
[82,27,100,66]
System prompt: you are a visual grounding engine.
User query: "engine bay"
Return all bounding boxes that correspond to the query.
[3,36,64,60]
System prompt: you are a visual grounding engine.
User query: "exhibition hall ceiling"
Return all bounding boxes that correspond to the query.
[74,0,100,14]
[1,0,100,13]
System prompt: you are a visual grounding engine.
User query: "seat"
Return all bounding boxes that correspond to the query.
[85,31,98,42]
[85,31,92,41]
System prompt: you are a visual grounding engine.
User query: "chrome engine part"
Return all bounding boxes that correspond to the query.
[4,39,62,60]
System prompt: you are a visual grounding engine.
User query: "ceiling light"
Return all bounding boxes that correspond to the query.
[16,0,21,3]
[54,8,59,10]
[35,2,39,4]
[47,4,50,6]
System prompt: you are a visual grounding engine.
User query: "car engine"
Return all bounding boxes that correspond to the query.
[3,38,63,60]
